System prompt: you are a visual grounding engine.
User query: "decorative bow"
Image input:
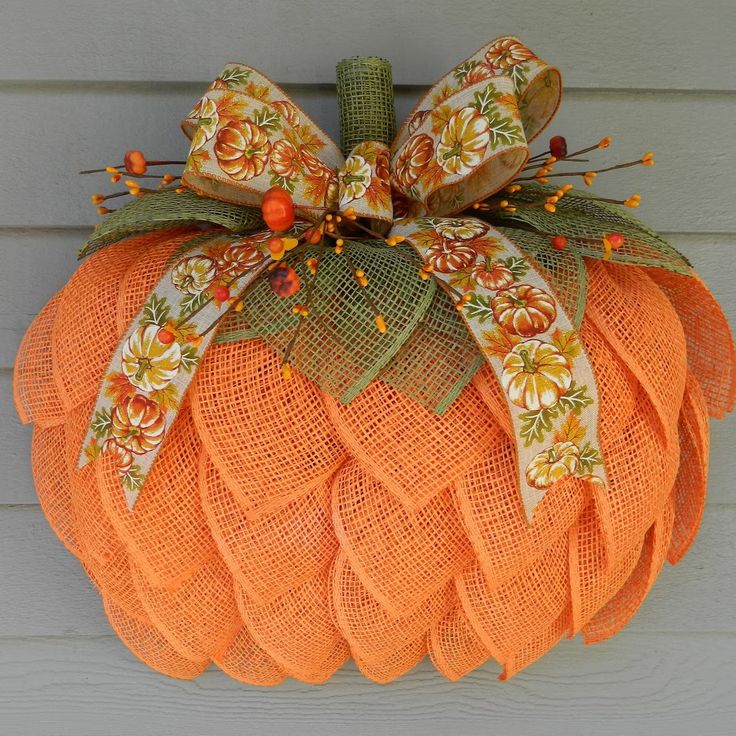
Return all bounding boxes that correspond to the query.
[180,36,561,222]
[79,37,609,520]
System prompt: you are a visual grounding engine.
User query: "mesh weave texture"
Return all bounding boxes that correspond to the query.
[14,226,736,684]
[79,190,264,258]
[336,57,396,155]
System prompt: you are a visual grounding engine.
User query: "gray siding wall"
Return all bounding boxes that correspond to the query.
[1,1,734,733]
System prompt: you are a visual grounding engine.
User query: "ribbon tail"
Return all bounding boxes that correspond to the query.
[77,232,274,509]
[390,216,608,522]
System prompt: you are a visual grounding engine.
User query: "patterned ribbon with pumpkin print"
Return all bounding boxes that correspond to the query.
[79,36,607,519]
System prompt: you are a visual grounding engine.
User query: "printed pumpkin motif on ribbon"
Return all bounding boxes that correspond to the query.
[391,216,606,518]
[78,232,276,506]
[338,141,393,222]
[181,65,343,216]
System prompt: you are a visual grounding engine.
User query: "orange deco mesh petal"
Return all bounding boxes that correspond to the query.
[13,226,735,684]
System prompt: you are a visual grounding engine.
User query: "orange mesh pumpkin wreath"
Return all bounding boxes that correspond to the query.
[14,38,736,684]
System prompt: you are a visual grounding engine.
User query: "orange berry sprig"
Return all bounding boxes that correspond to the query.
[602,231,625,261]
[352,216,434,286]
[80,150,185,176]
[525,134,610,165]
[82,150,186,215]
[325,213,388,334]
[473,133,649,217]
[548,231,626,261]
[516,135,654,187]
[280,242,325,380]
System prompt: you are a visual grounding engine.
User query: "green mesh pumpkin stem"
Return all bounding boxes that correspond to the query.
[336,57,396,155]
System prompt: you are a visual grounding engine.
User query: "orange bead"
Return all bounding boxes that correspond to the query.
[213,285,230,302]
[268,265,301,297]
[551,235,567,250]
[268,237,285,257]
[124,149,147,176]
[607,232,625,250]
[262,186,295,232]
[157,328,175,345]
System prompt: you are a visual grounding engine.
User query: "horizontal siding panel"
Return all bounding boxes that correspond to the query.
[1,504,734,638]
[1,0,735,90]
[1,86,734,231]
[0,632,735,735]
[0,230,85,369]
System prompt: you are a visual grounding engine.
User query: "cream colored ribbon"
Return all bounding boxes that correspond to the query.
[79,37,607,519]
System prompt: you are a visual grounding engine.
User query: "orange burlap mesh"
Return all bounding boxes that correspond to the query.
[428,602,490,681]
[14,294,65,427]
[236,569,349,683]
[191,338,347,519]
[31,423,79,556]
[103,598,208,680]
[14,227,735,684]
[214,625,286,685]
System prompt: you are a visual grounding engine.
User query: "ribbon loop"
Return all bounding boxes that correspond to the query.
[181,64,343,219]
[390,36,561,216]
[390,74,528,216]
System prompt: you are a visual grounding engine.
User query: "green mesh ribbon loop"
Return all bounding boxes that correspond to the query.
[216,241,485,413]
[79,189,264,258]
[494,183,692,274]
